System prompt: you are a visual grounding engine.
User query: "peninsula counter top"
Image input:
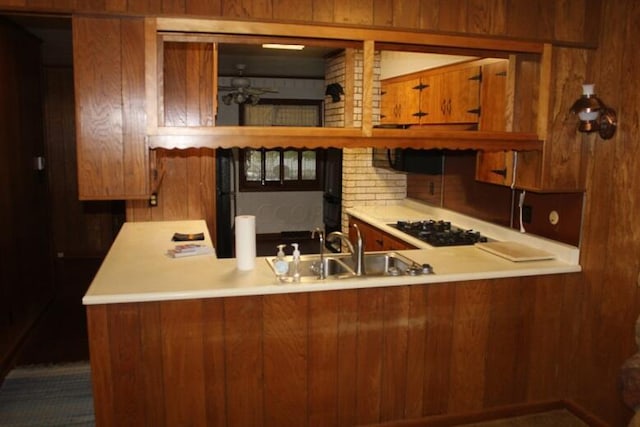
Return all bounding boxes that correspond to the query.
[83,206,581,305]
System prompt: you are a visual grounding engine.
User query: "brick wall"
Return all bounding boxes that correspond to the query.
[325,49,407,233]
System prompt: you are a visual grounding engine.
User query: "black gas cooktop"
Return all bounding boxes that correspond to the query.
[390,220,488,247]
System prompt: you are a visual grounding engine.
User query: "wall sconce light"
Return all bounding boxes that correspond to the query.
[570,83,617,139]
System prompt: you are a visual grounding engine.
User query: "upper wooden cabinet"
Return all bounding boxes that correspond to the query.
[475,59,514,186]
[381,61,482,127]
[73,16,149,200]
[476,47,587,192]
[380,77,421,125]
[421,66,481,124]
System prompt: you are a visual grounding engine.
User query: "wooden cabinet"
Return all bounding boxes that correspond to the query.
[475,59,514,186]
[475,47,586,192]
[420,66,481,124]
[73,16,149,200]
[349,216,416,251]
[380,77,422,125]
[380,61,481,127]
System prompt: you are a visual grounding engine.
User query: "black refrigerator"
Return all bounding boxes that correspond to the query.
[216,148,236,258]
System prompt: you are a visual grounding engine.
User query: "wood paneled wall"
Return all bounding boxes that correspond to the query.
[87,274,584,427]
[126,148,217,243]
[0,19,53,375]
[567,0,640,424]
[44,67,124,258]
[0,0,599,46]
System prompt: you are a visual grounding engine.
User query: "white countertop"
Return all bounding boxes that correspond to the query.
[83,205,581,305]
[347,199,581,265]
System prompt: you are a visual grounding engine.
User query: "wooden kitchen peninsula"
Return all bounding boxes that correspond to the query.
[84,218,581,426]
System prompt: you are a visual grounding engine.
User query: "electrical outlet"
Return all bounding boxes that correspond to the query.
[149,192,158,207]
[522,205,532,223]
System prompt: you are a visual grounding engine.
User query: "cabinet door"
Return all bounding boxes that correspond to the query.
[380,78,421,125]
[350,217,384,251]
[422,67,481,124]
[476,60,514,185]
[73,16,148,199]
[382,232,416,250]
[380,80,399,124]
[349,216,416,251]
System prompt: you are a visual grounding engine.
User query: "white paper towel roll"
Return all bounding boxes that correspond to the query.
[235,215,256,270]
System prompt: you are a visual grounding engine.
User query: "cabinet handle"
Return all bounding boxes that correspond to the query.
[375,239,383,246]
[491,168,508,177]
[447,98,452,115]
[441,99,447,115]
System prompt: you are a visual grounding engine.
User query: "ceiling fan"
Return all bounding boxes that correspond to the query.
[218,64,278,105]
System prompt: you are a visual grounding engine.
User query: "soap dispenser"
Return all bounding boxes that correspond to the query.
[273,244,289,277]
[291,243,301,282]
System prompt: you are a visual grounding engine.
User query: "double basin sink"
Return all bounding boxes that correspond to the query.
[266,251,433,283]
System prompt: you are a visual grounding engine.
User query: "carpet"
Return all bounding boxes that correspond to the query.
[0,362,95,426]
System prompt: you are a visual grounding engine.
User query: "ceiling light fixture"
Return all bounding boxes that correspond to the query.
[570,83,617,140]
[261,43,305,50]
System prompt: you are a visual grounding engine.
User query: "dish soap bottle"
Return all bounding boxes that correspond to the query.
[291,243,301,282]
[273,244,289,277]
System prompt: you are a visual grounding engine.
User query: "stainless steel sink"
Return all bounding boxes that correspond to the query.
[350,251,424,277]
[266,251,432,282]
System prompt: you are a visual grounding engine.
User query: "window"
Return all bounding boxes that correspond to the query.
[239,148,324,191]
[239,99,324,191]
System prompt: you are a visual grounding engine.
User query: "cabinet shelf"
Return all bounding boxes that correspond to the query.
[147,127,542,151]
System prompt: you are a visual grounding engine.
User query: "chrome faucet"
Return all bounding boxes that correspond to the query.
[327,223,365,276]
[311,227,325,279]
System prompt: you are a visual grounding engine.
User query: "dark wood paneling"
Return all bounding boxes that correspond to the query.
[441,151,513,226]
[125,148,216,240]
[0,0,600,45]
[44,67,124,257]
[87,275,586,426]
[73,17,124,198]
[0,19,53,376]
[73,16,149,199]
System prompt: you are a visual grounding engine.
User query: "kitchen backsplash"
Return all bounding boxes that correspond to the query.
[407,151,583,247]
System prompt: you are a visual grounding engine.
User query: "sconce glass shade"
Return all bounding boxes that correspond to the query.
[570,84,617,139]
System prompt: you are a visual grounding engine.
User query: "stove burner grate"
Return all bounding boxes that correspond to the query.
[391,220,488,247]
